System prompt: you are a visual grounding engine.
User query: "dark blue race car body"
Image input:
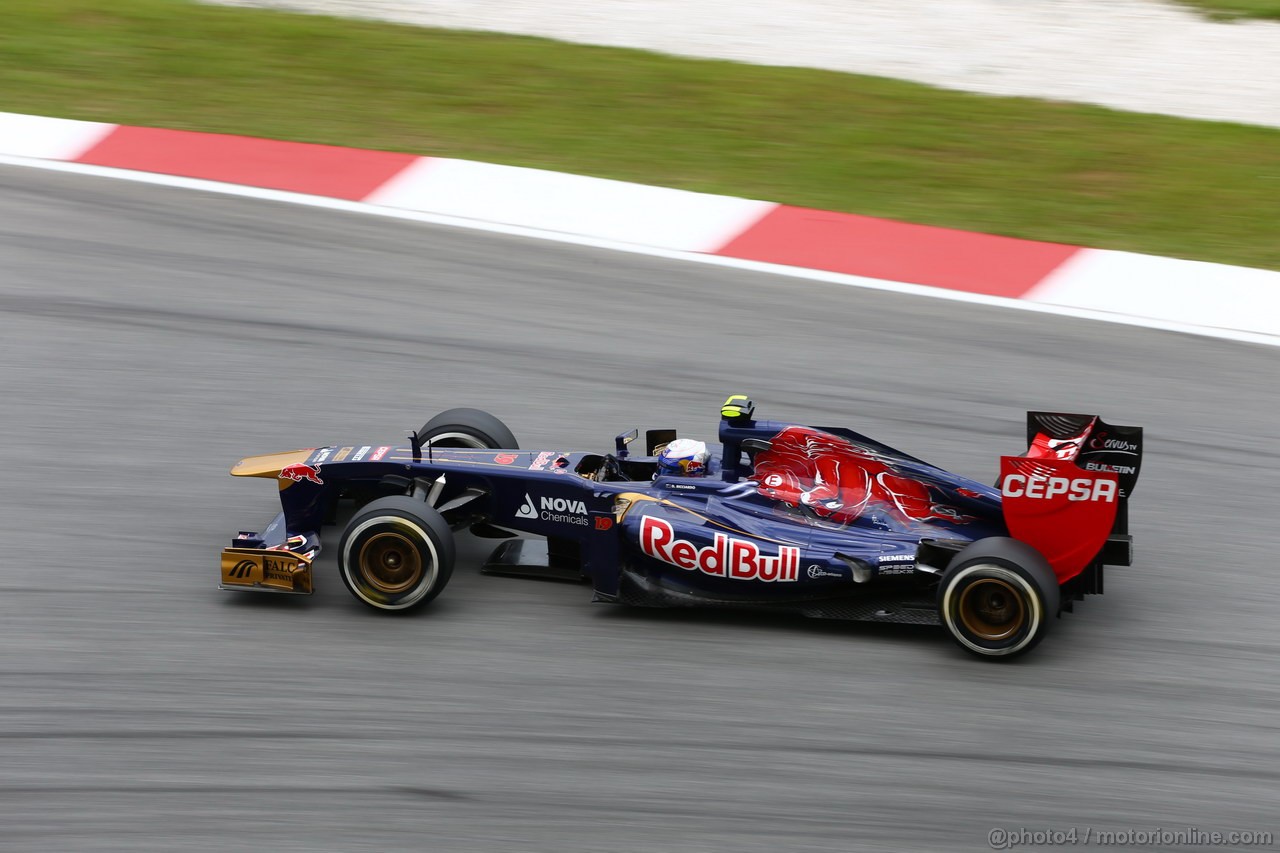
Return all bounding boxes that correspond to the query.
[221,398,1141,657]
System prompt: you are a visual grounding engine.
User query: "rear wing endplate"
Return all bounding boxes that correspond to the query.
[1000,412,1143,582]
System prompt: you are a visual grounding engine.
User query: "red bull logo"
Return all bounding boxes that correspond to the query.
[279,463,324,486]
[639,516,799,582]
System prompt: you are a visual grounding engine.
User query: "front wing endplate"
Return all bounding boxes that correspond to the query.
[220,547,314,595]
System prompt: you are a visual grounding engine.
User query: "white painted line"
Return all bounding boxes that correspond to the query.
[3,152,1277,349]
[0,112,117,160]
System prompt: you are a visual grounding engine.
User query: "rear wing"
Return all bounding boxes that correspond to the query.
[1023,412,1143,499]
[1000,412,1143,582]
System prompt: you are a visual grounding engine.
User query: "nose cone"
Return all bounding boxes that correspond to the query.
[230,449,317,477]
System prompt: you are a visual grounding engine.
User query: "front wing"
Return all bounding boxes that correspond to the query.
[220,546,314,594]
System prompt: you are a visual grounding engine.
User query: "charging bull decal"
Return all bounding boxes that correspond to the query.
[750,426,970,528]
[279,463,324,486]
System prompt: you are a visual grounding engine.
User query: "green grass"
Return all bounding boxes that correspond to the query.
[3,0,1279,270]
[1178,0,1280,20]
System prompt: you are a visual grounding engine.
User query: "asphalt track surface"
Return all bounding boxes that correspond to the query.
[1,164,1277,853]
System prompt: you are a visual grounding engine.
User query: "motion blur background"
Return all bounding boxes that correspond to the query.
[1,2,1277,851]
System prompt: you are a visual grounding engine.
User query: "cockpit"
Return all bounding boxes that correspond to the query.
[576,428,724,483]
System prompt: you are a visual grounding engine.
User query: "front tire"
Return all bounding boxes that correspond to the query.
[338,496,455,612]
[937,538,1060,660]
[417,408,518,450]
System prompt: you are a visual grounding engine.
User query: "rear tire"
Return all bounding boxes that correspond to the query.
[417,408,518,450]
[937,538,1060,660]
[338,496,455,612]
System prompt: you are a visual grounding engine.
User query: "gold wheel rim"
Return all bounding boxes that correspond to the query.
[359,531,424,594]
[957,578,1026,641]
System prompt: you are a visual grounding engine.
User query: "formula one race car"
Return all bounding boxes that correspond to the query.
[220,397,1142,659]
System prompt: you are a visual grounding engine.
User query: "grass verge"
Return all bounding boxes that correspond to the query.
[1178,0,1280,20]
[2,0,1279,270]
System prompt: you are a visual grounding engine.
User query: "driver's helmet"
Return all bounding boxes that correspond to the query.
[657,438,710,477]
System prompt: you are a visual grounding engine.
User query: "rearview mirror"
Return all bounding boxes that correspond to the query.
[615,429,639,457]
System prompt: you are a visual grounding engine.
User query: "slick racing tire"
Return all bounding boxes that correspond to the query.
[937,538,1060,660]
[417,408,518,450]
[339,496,456,612]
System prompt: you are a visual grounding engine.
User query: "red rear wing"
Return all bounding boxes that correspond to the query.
[1001,413,1143,582]
[1024,412,1143,498]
